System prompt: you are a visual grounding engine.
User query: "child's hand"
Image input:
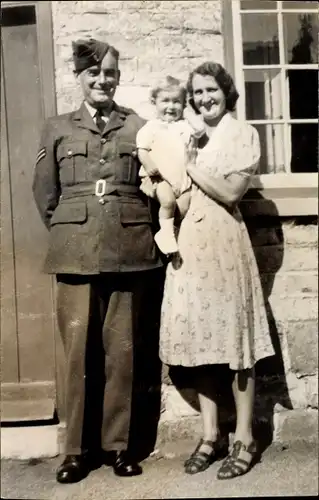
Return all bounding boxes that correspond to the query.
[184,106,205,137]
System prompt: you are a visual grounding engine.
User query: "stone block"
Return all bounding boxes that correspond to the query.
[156,415,202,445]
[161,385,199,420]
[114,85,155,119]
[64,11,185,38]
[305,374,319,409]
[269,296,318,323]
[282,223,318,247]
[1,426,60,459]
[285,372,308,409]
[161,363,171,386]
[273,409,318,444]
[285,321,318,376]
[136,56,213,85]
[156,409,319,447]
[261,272,318,298]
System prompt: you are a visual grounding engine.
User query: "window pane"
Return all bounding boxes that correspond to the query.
[288,69,318,119]
[242,14,279,64]
[1,6,36,26]
[290,124,318,173]
[284,13,319,63]
[254,124,286,173]
[283,1,318,10]
[245,69,282,119]
[241,1,277,9]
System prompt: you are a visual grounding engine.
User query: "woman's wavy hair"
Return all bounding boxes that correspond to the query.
[186,62,239,112]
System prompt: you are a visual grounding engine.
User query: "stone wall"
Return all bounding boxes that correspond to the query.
[50,1,318,445]
[51,0,223,117]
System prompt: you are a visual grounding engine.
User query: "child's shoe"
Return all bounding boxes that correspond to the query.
[154,229,178,255]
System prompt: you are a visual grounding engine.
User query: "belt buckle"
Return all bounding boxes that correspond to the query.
[95,179,107,204]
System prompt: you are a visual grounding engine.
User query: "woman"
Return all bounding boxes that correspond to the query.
[159,62,275,479]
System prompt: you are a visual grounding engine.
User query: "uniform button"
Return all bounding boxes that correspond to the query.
[100,138,106,144]
[99,158,106,165]
[99,198,106,205]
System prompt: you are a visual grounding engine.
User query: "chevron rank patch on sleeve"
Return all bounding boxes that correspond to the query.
[36,147,46,164]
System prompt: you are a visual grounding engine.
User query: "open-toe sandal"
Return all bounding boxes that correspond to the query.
[217,440,258,480]
[184,437,228,475]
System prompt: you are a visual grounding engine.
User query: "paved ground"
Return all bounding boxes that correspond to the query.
[1,440,318,500]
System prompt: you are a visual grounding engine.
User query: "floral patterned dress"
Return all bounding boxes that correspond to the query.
[159,112,275,370]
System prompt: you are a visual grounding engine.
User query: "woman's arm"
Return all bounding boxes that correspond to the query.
[186,163,251,207]
[187,123,260,207]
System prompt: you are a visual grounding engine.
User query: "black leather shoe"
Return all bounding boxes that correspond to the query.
[56,454,89,484]
[112,450,143,477]
[100,450,117,466]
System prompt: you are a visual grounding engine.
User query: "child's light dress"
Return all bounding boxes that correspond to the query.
[159,112,275,369]
[136,119,195,198]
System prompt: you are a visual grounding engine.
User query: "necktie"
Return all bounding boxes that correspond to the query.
[95,109,105,133]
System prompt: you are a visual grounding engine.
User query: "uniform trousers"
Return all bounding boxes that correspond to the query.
[56,271,155,456]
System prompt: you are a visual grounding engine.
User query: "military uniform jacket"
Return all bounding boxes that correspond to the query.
[33,102,163,274]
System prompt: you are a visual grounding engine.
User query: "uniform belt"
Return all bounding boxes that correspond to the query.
[60,180,140,200]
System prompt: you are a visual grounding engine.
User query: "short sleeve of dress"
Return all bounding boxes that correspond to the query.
[239,125,260,176]
[224,123,261,179]
[136,121,156,151]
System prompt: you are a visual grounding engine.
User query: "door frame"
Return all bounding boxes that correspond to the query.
[1,0,65,423]
[2,0,57,120]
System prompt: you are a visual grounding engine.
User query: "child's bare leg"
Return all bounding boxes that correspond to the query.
[156,180,176,220]
[176,190,191,219]
[155,180,178,255]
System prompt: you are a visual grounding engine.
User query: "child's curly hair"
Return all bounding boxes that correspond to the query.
[150,76,187,107]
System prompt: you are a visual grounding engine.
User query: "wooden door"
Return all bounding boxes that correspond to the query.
[1,1,59,422]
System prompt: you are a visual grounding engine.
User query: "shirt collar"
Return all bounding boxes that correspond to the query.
[84,101,113,118]
[84,101,98,118]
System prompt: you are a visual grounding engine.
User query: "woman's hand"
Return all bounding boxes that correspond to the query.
[185,137,198,166]
[184,106,206,138]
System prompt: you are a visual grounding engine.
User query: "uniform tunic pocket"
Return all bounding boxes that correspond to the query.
[120,201,152,225]
[116,142,138,184]
[56,141,88,185]
[50,201,87,225]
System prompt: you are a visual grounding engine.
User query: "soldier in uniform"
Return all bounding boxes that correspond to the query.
[33,39,163,483]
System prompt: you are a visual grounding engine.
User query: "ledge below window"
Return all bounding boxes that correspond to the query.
[240,173,318,217]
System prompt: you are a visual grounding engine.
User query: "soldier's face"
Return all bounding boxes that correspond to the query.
[78,52,120,109]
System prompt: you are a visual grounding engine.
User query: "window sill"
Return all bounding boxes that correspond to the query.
[240,173,318,217]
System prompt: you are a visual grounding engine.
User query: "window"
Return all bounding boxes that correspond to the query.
[229,1,318,176]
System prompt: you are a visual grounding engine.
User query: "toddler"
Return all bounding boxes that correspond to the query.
[136,76,205,255]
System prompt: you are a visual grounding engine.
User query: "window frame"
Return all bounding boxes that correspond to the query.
[222,0,318,216]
